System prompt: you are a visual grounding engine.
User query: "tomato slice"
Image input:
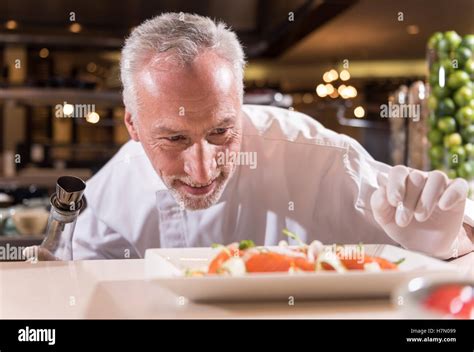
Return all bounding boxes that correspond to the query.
[208,244,397,274]
[245,252,315,273]
[321,255,397,271]
[208,247,242,274]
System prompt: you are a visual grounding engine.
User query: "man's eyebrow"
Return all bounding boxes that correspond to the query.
[214,116,235,127]
[151,125,187,135]
[152,115,236,135]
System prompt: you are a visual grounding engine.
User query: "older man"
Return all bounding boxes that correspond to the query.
[72,13,474,260]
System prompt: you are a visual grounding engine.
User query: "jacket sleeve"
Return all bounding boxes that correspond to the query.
[72,207,140,260]
[332,136,397,245]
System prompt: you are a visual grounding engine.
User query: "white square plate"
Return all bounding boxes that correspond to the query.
[144,245,459,302]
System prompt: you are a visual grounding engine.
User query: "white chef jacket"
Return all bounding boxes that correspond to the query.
[72,104,474,259]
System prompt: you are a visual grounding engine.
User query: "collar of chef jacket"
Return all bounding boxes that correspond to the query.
[151,104,359,250]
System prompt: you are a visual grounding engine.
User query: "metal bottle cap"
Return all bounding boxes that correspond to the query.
[55,176,86,210]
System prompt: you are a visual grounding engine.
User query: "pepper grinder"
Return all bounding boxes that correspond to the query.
[40,176,86,260]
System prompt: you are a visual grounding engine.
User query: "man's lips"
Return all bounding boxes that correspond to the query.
[177,179,217,196]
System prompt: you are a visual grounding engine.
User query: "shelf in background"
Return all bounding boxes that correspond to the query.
[0,167,92,188]
[0,87,122,107]
[0,235,44,244]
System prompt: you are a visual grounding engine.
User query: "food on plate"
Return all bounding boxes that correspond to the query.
[185,230,403,277]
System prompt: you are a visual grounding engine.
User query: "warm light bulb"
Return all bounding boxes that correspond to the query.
[346,86,357,98]
[325,84,334,94]
[354,106,365,118]
[406,25,419,35]
[63,104,74,116]
[86,112,100,124]
[316,84,328,97]
[5,20,18,30]
[323,72,332,83]
[338,85,347,98]
[69,23,82,33]
[328,69,339,81]
[39,48,49,59]
[339,70,350,81]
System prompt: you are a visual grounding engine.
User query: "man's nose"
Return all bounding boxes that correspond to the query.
[183,141,217,184]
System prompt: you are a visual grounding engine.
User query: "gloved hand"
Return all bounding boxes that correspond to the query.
[370,165,473,259]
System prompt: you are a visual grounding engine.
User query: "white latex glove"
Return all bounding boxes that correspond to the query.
[370,165,473,259]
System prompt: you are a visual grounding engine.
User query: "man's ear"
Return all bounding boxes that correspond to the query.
[124,109,140,141]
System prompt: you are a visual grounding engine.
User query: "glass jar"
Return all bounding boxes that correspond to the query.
[426,31,474,197]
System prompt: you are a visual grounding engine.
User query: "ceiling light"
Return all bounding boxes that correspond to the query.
[323,72,332,83]
[346,85,357,98]
[406,25,419,35]
[39,48,49,59]
[5,20,18,30]
[316,84,328,97]
[339,70,350,81]
[69,23,82,33]
[63,104,74,116]
[329,90,339,99]
[86,112,100,124]
[324,84,334,95]
[328,69,339,81]
[354,106,365,118]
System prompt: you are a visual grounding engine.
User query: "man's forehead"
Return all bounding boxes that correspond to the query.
[137,52,237,98]
[146,97,237,115]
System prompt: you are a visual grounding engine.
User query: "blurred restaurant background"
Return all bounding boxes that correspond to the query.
[0,0,473,256]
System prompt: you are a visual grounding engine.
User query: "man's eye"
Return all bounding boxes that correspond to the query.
[212,128,228,135]
[166,135,186,142]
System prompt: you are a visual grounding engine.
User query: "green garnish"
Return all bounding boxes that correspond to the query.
[184,269,205,277]
[238,240,255,250]
[282,229,306,246]
[211,243,231,256]
[392,257,406,266]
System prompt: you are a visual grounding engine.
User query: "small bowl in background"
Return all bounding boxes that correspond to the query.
[12,208,49,236]
[393,275,473,319]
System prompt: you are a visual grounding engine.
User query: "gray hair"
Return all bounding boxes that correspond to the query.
[120,12,246,117]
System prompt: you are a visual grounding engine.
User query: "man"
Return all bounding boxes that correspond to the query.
[72,13,474,260]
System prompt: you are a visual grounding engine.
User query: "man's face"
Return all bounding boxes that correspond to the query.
[125,51,243,210]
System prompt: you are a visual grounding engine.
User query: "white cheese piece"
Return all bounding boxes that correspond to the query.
[316,250,346,273]
[220,257,246,276]
[363,262,381,272]
[307,240,324,262]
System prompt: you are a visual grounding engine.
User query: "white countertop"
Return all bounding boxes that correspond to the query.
[0,253,472,319]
